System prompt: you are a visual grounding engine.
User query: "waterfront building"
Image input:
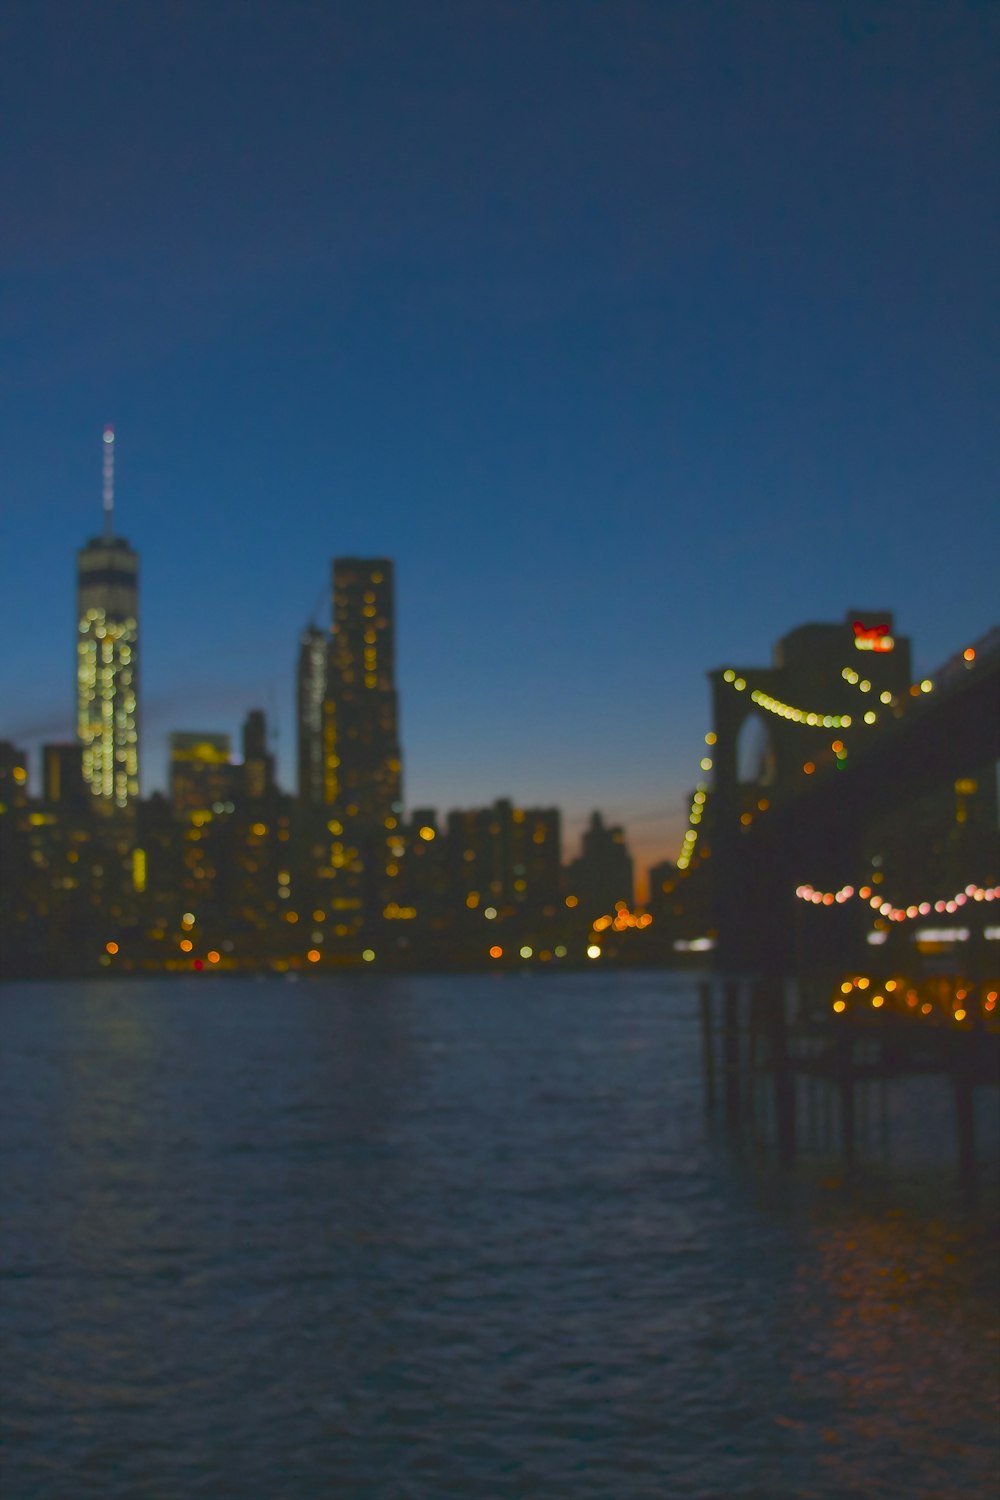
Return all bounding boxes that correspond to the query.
[76,428,139,810]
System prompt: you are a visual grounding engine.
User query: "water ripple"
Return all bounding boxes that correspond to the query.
[0,972,996,1499]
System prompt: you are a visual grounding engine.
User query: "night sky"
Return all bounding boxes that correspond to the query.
[2,0,997,879]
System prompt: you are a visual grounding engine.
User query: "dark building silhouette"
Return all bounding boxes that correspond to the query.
[0,741,29,805]
[241,709,276,802]
[42,743,87,811]
[296,625,334,806]
[329,558,402,824]
[863,768,999,919]
[396,809,448,926]
[134,791,177,914]
[76,429,139,811]
[565,811,634,916]
[0,743,30,961]
[168,732,234,814]
[444,798,561,916]
[321,558,404,925]
[646,858,679,924]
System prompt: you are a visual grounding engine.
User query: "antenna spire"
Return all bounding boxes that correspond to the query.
[102,426,115,539]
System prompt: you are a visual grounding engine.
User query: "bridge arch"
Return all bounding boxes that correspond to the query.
[736,711,777,788]
[708,666,786,823]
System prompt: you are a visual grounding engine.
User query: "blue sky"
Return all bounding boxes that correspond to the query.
[1,0,997,876]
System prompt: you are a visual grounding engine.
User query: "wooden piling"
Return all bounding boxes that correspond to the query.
[766,976,796,1165]
[699,981,716,1116]
[723,979,742,1130]
[836,1024,856,1167]
[953,1066,976,1182]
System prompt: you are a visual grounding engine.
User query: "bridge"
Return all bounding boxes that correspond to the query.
[677,609,995,1170]
[673,613,1000,975]
[680,613,999,1170]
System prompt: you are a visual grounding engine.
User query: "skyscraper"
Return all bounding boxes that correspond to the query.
[168,732,233,813]
[565,811,634,913]
[296,624,335,806]
[76,428,139,810]
[241,709,276,802]
[315,559,403,929]
[329,558,402,827]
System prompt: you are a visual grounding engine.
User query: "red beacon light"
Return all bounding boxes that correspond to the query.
[853,621,894,653]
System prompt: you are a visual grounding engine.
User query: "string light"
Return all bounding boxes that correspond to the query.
[840,666,895,718]
[721,671,851,727]
[677,637,992,883]
[677,779,709,870]
[796,880,999,921]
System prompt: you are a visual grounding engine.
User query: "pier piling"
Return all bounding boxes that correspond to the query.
[699,981,716,1116]
[723,980,742,1130]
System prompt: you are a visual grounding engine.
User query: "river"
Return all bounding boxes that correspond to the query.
[1,971,997,1498]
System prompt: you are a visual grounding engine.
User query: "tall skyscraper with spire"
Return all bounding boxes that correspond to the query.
[76,427,140,810]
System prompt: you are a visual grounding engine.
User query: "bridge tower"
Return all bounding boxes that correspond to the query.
[707,611,912,970]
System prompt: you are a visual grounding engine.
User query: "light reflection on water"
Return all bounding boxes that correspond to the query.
[1,972,997,1499]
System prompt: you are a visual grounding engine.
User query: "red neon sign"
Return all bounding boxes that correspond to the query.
[853,621,894,652]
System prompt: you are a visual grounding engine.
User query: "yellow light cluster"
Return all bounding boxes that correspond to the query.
[832,975,998,1025]
[721,670,851,727]
[678,781,709,870]
[76,607,139,807]
[676,740,717,870]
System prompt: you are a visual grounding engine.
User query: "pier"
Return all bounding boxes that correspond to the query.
[699,974,1000,1175]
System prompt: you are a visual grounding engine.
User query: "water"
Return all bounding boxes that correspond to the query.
[1,972,997,1499]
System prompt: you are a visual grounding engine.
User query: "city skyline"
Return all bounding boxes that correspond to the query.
[2,11,998,1494]
[60,477,663,876]
[5,433,998,882]
[3,575,993,979]
[2,2,998,875]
